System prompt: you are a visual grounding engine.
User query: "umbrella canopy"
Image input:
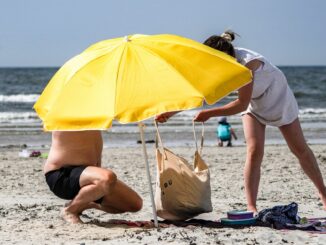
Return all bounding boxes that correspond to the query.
[34,34,251,131]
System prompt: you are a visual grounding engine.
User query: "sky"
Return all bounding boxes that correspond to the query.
[1,0,325,67]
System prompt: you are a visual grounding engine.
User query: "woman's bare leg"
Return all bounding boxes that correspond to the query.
[242,114,266,213]
[279,118,326,209]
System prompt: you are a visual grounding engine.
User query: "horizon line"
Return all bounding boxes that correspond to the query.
[0,65,326,68]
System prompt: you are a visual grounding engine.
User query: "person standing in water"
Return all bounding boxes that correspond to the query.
[156,31,326,213]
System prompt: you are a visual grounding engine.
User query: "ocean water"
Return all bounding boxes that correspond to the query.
[0,66,325,131]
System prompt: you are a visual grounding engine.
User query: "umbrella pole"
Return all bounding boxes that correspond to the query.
[138,123,159,228]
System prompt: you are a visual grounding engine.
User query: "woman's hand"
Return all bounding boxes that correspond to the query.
[155,111,178,123]
[193,110,212,122]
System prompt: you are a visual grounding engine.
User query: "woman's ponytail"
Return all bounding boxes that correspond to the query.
[221,30,236,42]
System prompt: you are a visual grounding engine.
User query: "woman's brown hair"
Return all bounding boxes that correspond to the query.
[203,30,236,57]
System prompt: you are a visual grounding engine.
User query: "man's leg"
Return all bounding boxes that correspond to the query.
[242,114,266,213]
[98,180,143,214]
[279,118,326,209]
[63,166,141,223]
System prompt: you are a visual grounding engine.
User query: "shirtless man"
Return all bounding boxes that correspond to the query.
[44,130,143,224]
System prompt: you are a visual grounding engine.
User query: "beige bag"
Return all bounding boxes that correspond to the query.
[154,121,212,221]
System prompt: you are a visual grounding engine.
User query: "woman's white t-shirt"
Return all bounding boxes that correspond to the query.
[235,47,299,126]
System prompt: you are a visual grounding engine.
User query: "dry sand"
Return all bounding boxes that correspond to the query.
[1,143,326,244]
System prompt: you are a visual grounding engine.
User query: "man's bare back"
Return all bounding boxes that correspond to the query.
[44,130,103,174]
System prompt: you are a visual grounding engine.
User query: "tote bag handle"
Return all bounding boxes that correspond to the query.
[192,121,205,155]
[154,120,168,160]
[154,119,205,155]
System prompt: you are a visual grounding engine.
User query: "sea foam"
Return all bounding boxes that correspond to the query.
[0,94,39,103]
[0,112,39,123]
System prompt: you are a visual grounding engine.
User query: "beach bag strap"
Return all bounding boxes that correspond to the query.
[192,121,205,154]
[154,120,168,159]
[154,119,205,154]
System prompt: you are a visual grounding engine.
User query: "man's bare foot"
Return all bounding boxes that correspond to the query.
[61,208,82,224]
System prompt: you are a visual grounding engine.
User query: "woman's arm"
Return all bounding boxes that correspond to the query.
[193,82,253,122]
[157,81,252,123]
[193,59,262,122]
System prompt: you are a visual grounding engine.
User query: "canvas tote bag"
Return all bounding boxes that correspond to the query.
[154,121,212,221]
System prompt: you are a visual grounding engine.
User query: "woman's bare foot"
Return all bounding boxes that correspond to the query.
[247,205,258,215]
[61,208,82,224]
[318,191,326,210]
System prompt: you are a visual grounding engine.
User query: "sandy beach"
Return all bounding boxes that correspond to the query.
[1,135,326,244]
[1,0,326,244]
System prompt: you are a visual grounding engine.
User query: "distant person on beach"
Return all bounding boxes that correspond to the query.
[216,116,237,147]
[44,131,142,224]
[156,30,326,213]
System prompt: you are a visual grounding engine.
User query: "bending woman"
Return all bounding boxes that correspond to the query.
[156,31,326,213]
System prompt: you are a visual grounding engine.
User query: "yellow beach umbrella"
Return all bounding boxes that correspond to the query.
[34,34,252,227]
[34,34,251,131]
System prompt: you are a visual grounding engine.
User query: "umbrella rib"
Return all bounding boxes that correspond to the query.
[136,42,251,108]
[143,34,241,66]
[113,43,129,120]
[64,44,121,85]
[138,36,252,105]
[112,44,207,124]
[136,44,203,96]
